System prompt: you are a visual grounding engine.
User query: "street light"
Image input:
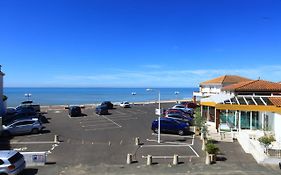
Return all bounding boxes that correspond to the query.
[131,92,136,105]
[146,88,161,143]
[174,91,180,103]
[24,93,32,101]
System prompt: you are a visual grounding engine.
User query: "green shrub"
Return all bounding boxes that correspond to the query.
[258,135,275,146]
[205,143,219,154]
[2,95,7,101]
[194,107,205,128]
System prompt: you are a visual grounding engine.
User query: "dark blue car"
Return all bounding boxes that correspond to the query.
[151,117,189,136]
[95,105,109,115]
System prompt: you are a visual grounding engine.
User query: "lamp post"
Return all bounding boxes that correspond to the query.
[146,88,161,143]
[24,93,32,101]
[131,92,136,105]
[174,91,180,103]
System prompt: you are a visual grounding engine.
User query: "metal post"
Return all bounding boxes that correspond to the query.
[239,111,241,131]
[261,112,265,130]
[158,91,161,143]
[250,111,253,130]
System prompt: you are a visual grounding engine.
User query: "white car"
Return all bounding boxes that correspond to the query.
[172,104,194,114]
[0,150,26,175]
[120,101,130,108]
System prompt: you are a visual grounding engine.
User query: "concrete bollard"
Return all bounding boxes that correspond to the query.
[205,152,210,165]
[126,154,132,164]
[135,137,140,146]
[54,135,59,143]
[202,139,205,151]
[172,154,178,165]
[147,155,152,165]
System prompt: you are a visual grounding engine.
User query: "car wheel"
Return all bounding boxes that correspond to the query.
[31,128,39,134]
[0,173,8,175]
[178,130,184,136]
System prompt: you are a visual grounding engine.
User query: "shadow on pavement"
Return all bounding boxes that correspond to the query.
[20,168,38,175]
[0,137,11,150]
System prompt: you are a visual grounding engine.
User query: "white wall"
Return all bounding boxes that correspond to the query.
[274,113,281,143]
[201,85,222,95]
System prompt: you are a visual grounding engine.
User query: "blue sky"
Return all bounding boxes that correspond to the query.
[1,0,281,87]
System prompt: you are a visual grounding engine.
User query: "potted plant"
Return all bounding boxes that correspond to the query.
[194,107,205,136]
[205,142,219,164]
[258,134,275,154]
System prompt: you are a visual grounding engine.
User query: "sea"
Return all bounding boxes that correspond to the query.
[3,87,197,107]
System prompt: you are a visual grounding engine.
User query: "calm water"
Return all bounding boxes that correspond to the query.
[4,87,197,107]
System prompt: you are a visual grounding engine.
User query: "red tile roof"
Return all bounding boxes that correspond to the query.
[269,97,281,107]
[200,75,251,85]
[222,80,281,92]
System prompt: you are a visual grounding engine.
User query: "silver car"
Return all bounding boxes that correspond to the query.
[120,101,130,108]
[2,118,44,136]
[0,150,26,175]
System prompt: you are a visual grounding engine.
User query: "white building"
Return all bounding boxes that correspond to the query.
[0,65,5,115]
[193,75,251,97]
[200,79,281,164]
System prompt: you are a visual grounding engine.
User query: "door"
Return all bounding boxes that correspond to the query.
[12,121,33,134]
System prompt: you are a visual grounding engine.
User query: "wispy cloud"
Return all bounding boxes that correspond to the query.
[53,65,281,87]
[141,64,163,69]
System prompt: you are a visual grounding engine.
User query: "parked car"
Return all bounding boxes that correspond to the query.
[68,106,82,117]
[101,101,114,109]
[19,100,41,112]
[172,104,194,115]
[120,101,130,108]
[151,117,189,136]
[165,108,191,116]
[15,105,37,116]
[180,101,197,108]
[0,150,26,175]
[5,107,16,115]
[164,113,193,123]
[95,105,109,115]
[2,118,44,136]
[2,112,40,126]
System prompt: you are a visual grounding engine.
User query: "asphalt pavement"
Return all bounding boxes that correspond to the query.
[2,103,281,174]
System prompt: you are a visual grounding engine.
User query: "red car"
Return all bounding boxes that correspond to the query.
[180,101,197,109]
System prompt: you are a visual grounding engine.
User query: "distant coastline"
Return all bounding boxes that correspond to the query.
[4,87,197,107]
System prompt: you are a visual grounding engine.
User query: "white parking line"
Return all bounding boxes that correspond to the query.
[188,145,199,157]
[151,133,193,138]
[84,126,120,131]
[80,120,111,124]
[100,115,122,128]
[81,123,115,128]
[10,141,58,144]
[141,144,191,147]
[109,117,137,121]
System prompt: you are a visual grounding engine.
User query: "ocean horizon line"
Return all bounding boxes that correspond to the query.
[4,86,197,89]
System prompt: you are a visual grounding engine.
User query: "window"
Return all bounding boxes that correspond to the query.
[15,121,34,126]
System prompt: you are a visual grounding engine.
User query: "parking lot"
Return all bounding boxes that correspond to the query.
[2,103,281,174]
